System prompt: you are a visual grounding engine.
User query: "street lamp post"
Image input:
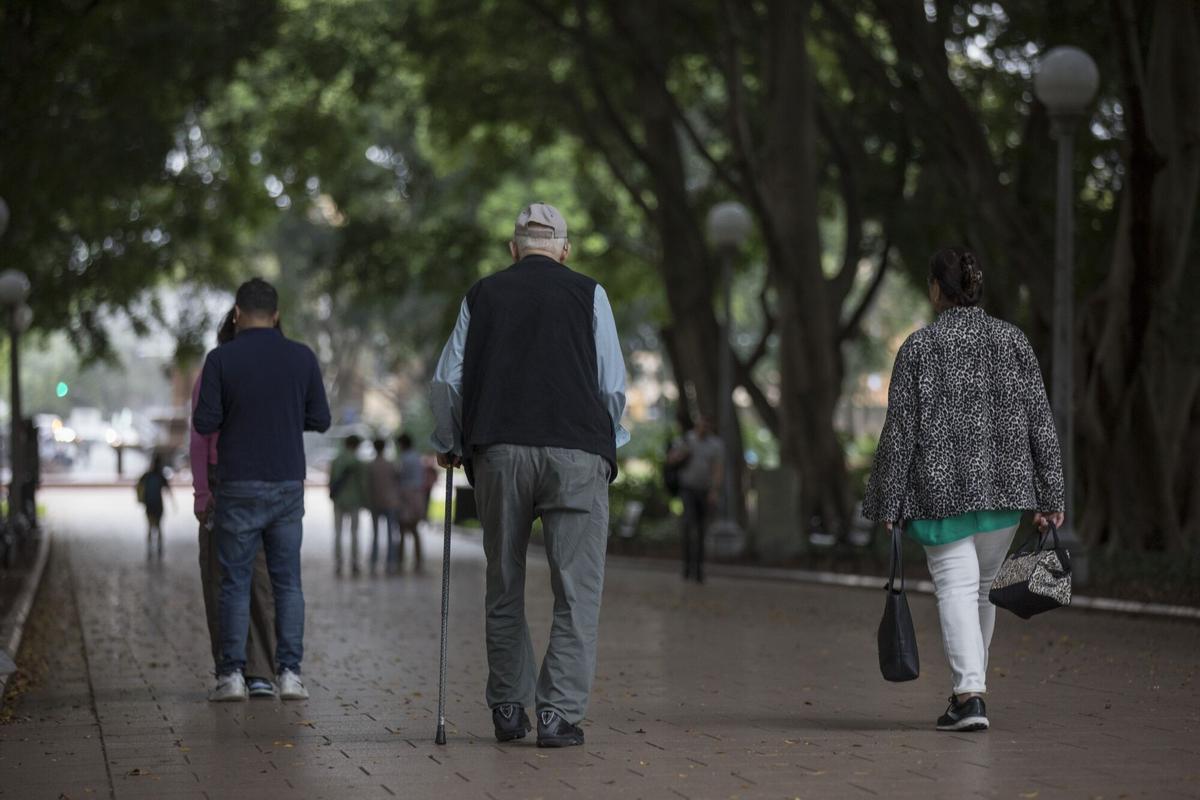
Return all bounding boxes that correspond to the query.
[705,202,753,548]
[1034,46,1099,583]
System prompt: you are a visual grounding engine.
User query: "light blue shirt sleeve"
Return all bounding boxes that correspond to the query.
[594,285,630,448]
[429,298,470,456]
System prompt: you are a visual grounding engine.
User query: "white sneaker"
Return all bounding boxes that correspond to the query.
[277,669,309,700]
[208,672,248,702]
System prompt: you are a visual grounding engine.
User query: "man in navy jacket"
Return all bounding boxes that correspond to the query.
[194,277,331,702]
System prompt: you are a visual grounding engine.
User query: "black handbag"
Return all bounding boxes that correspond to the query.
[989,522,1072,619]
[878,526,919,682]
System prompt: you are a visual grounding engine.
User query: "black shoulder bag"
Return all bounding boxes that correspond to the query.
[878,525,920,682]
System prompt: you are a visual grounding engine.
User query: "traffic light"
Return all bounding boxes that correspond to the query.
[55,381,69,398]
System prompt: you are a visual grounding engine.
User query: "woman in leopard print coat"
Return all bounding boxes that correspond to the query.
[863,247,1064,733]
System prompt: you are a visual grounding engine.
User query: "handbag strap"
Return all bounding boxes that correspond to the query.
[887,525,905,592]
[1041,521,1061,550]
[1014,520,1061,556]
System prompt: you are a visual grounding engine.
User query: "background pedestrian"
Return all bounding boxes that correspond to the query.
[394,433,425,569]
[136,452,173,559]
[329,435,366,575]
[667,415,723,584]
[366,437,401,572]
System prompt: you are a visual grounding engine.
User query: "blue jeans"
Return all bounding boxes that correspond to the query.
[216,480,305,676]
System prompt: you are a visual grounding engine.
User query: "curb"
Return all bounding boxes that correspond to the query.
[0,529,52,698]
[607,553,1200,622]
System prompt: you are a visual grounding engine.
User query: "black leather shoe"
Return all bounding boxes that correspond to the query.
[492,703,531,742]
[936,695,989,732]
[536,710,585,748]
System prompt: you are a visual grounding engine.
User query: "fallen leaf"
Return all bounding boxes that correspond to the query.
[125,768,151,777]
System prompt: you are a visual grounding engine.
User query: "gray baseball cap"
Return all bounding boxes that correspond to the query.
[514,202,568,239]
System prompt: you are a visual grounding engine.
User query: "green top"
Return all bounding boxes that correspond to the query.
[908,509,1022,546]
[329,450,368,510]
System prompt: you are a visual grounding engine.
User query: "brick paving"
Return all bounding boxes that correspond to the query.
[1,486,1199,799]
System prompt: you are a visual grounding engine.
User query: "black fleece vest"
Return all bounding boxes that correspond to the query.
[461,256,617,478]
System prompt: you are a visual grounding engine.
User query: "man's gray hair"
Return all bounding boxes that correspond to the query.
[513,234,567,258]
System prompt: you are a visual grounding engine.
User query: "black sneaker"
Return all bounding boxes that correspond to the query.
[936,695,989,732]
[536,710,584,748]
[492,703,531,742]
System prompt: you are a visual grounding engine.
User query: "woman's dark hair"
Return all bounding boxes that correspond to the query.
[373,438,386,455]
[217,308,237,345]
[396,433,413,450]
[929,246,984,307]
[219,307,284,342]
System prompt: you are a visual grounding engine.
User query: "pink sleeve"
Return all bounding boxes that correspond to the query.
[190,373,215,515]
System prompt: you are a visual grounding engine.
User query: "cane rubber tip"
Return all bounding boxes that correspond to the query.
[435,726,446,745]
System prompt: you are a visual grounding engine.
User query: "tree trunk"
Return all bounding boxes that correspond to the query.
[628,4,751,526]
[757,0,852,536]
[1077,0,1200,552]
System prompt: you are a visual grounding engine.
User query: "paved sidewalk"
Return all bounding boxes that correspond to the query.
[2,487,1198,799]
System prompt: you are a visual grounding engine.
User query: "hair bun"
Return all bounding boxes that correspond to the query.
[960,252,982,293]
[929,246,984,307]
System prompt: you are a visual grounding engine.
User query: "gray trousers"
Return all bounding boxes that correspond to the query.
[473,445,611,724]
[198,521,276,678]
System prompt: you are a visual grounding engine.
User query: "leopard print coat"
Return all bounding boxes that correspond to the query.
[862,306,1064,523]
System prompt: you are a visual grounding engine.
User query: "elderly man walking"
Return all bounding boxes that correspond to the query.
[431,203,628,748]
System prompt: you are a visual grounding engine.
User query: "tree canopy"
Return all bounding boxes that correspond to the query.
[2,0,1197,552]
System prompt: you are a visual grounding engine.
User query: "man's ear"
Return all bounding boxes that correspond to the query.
[560,241,571,263]
[272,311,281,327]
[233,305,242,324]
[509,241,519,261]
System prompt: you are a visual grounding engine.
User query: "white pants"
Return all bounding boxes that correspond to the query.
[923,524,1019,695]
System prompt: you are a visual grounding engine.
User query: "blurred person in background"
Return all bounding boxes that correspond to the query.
[329,435,367,576]
[191,308,278,699]
[667,415,723,584]
[136,452,174,560]
[394,433,425,570]
[366,437,401,572]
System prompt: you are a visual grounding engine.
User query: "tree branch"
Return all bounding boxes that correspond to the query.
[524,0,656,170]
[838,236,892,342]
[599,0,748,196]
[563,92,657,221]
[744,282,776,370]
[819,98,864,306]
[734,356,780,436]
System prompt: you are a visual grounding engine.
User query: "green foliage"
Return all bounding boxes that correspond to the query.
[0,0,281,357]
[3,1,1195,551]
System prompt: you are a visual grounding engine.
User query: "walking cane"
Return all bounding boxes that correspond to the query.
[434,465,453,745]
